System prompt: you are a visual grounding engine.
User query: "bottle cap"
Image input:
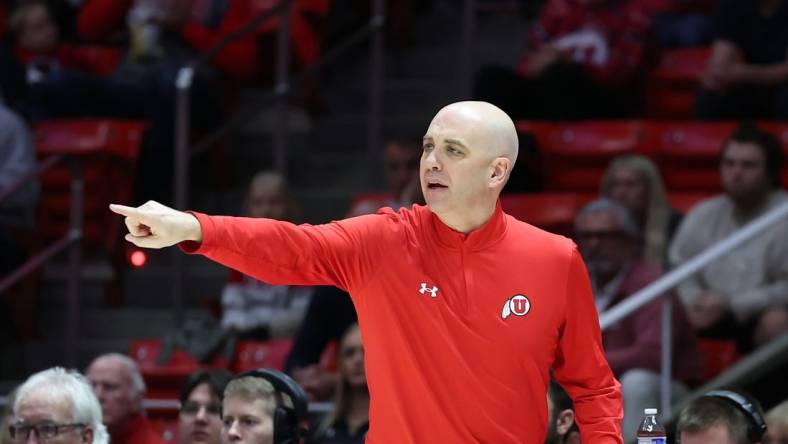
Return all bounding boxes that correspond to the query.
[644,408,658,415]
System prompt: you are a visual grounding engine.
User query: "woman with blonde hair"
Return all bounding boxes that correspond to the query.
[312,324,368,444]
[600,154,681,266]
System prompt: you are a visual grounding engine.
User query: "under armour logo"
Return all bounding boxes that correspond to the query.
[419,282,439,298]
[502,294,531,319]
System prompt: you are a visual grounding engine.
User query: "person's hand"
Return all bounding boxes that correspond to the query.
[292,365,338,402]
[687,291,729,330]
[109,201,202,248]
[523,46,562,78]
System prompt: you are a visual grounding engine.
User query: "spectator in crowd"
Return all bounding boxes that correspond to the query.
[696,0,788,119]
[474,0,655,120]
[76,0,260,82]
[0,99,38,276]
[286,285,357,402]
[0,387,16,444]
[178,369,232,444]
[575,198,700,442]
[600,154,681,266]
[221,171,313,340]
[311,324,368,444]
[0,104,38,342]
[347,138,422,217]
[765,400,788,444]
[221,375,278,444]
[10,367,108,444]
[669,124,788,351]
[676,390,768,444]
[86,353,165,444]
[649,0,714,49]
[6,0,123,121]
[545,380,579,444]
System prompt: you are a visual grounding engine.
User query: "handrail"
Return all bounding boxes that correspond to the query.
[598,199,788,416]
[190,0,294,72]
[188,14,387,160]
[600,200,788,329]
[667,332,788,424]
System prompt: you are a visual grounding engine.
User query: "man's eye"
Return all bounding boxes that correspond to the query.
[223,419,233,428]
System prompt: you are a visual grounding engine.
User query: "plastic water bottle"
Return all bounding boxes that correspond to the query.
[637,408,666,444]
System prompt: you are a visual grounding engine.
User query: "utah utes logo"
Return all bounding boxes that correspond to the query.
[502,294,531,319]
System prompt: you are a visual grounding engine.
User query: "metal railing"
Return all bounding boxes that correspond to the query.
[0,155,84,367]
[599,200,788,418]
[171,0,388,323]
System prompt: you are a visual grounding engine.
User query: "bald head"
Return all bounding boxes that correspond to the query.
[431,101,519,170]
[421,101,519,233]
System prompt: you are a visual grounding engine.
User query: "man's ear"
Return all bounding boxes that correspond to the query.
[489,157,511,187]
[556,409,575,435]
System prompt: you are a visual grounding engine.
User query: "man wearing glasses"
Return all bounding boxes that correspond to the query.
[9,367,108,444]
[575,198,700,442]
[178,369,232,444]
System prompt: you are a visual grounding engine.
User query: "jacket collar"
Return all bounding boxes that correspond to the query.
[427,200,508,251]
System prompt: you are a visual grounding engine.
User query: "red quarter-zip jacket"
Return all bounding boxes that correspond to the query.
[181,202,623,443]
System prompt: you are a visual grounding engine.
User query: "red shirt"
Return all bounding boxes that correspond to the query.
[110,414,165,444]
[520,0,653,87]
[182,202,623,443]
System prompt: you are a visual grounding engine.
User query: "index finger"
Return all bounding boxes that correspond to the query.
[109,204,149,221]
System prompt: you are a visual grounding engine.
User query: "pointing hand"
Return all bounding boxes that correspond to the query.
[109,200,202,249]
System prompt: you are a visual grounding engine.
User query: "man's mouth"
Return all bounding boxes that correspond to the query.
[427,181,448,189]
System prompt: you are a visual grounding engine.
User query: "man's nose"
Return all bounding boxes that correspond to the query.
[195,406,208,421]
[423,150,441,170]
[228,420,241,438]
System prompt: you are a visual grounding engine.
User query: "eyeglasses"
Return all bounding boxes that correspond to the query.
[9,422,86,441]
[180,401,222,416]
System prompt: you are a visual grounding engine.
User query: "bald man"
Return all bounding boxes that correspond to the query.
[86,354,165,444]
[110,101,623,443]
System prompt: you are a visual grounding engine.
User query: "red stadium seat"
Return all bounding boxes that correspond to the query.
[525,121,647,192]
[232,339,294,373]
[501,192,595,237]
[644,47,712,118]
[650,121,736,191]
[35,120,147,248]
[129,339,230,402]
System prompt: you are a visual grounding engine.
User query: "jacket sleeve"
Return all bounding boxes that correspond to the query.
[553,247,623,444]
[179,212,385,294]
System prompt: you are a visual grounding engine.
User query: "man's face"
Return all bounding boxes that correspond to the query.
[680,423,737,444]
[13,389,92,444]
[178,383,223,444]
[86,358,137,428]
[421,108,495,219]
[247,184,289,220]
[606,167,648,220]
[19,4,59,53]
[221,397,274,444]
[576,210,633,281]
[385,142,419,197]
[720,141,770,205]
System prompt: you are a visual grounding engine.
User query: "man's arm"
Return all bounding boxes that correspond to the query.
[667,205,708,306]
[553,248,623,444]
[110,201,383,292]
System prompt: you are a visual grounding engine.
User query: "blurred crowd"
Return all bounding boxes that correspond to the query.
[1,0,788,443]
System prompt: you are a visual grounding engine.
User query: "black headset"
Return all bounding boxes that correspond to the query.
[230,368,309,444]
[703,390,768,443]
